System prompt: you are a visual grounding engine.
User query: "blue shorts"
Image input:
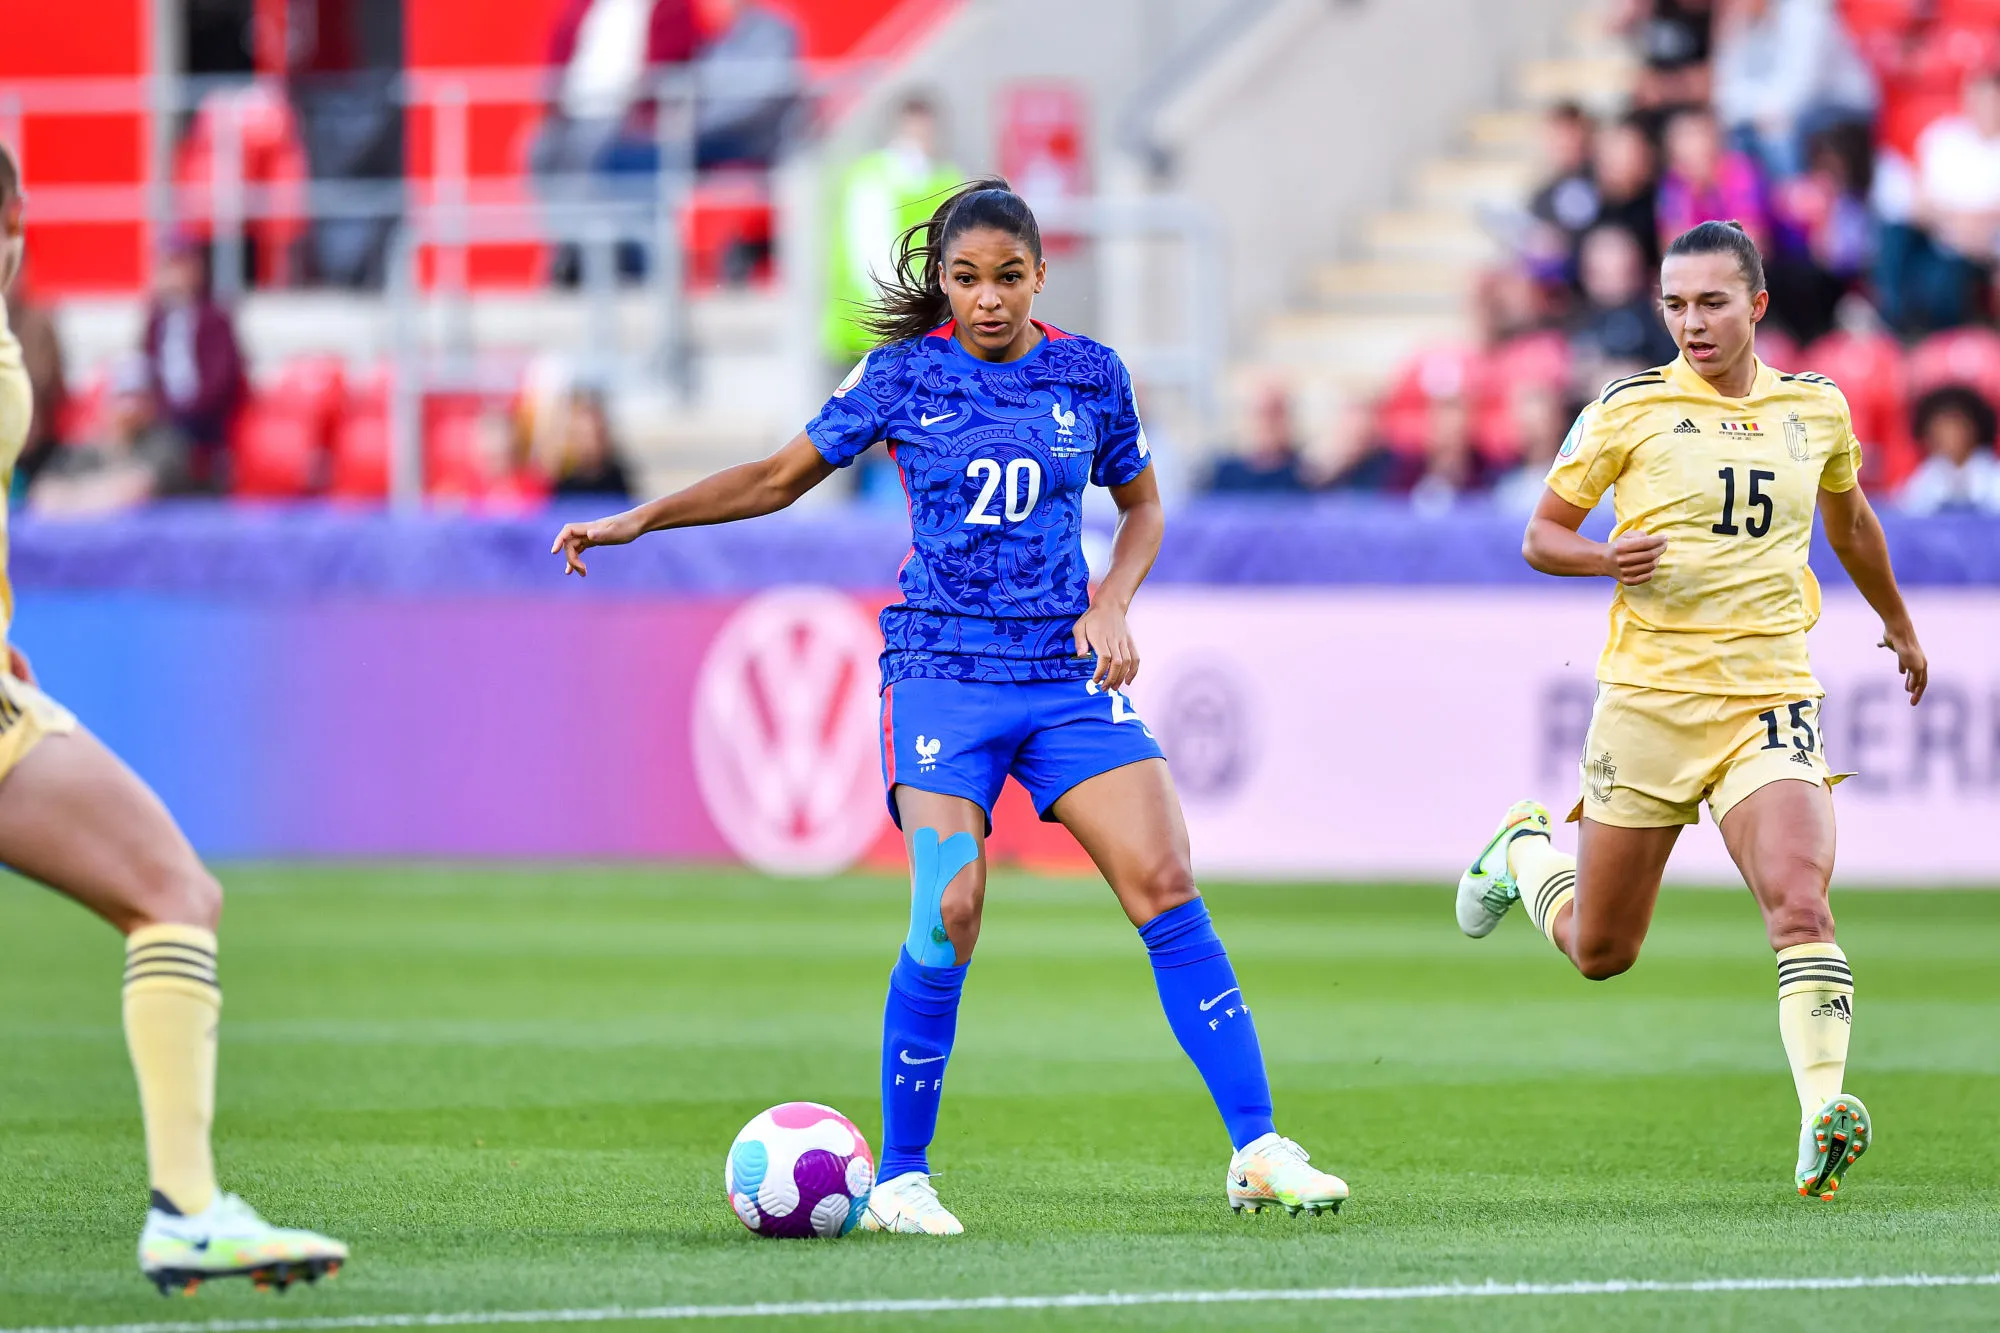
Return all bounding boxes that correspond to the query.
[879,677,1166,829]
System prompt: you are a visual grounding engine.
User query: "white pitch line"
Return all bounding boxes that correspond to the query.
[8,1273,1997,1333]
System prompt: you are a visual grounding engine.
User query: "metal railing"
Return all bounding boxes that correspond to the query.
[2,67,1228,509]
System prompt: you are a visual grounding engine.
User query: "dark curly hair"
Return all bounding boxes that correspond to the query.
[862,177,1043,346]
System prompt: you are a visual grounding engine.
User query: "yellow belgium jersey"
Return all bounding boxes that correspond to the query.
[0,296,26,650]
[1545,354,1862,697]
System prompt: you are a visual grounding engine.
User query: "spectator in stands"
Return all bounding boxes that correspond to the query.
[1589,114,1665,272]
[549,388,634,498]
[1657,106,1770,250]
[1880,67,2000,334]
[1206,386,1308,495]
[1492,385,1572,512]
[1769,121,1875,343]
[1526,103,1600,281]
[533,0,699,283]
[1615,0,1715,124]
[1898,383,2000,514]
[3,259,65,497]
[825,95,963,365]
[1307,397,1395,493]
[1711,0,1876,179]
[141,237,245,490]
[1569,224,1679,379]
[688,0,802,169]
[28,355,191,516]
[1398,394,1485,514]
[536,0,698,184]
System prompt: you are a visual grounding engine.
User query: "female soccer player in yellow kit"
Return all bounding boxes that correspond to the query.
[0,147,345,1294]
[1455,220,1928,1201]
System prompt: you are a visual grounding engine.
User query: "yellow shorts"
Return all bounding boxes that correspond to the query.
[0,671,78,783]
[1568,683,1851,829]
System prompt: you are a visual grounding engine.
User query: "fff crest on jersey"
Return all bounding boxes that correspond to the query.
[1783,410,1810,462]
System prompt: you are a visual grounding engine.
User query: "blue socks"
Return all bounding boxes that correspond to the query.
[879,947,966,1180]
[1140,898,1276,1149]
[879,826,979,1180]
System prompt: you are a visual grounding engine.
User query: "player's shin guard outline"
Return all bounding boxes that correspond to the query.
[906,826,979,968]
[1777,942,1854,1118]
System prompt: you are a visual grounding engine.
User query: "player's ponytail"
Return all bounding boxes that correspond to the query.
[862,177,1044,346]
[1664,219,1767,294]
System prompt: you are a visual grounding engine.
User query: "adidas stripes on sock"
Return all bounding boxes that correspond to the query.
[123,924,221,1216]
[1510,834,1577,950]
[1776,942,1854,1118]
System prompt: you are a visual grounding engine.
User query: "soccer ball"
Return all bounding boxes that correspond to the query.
[725,1102,875,1238]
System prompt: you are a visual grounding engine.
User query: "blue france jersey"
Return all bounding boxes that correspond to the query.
[806,321,1151,685]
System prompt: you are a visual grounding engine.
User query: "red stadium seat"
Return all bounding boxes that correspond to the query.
[1758,329,1802,374]
[229,399,322,498]
[684,173,776,290]
[172,84,310,287]
[328,407,389,500]
[1798,332,1920,490]
[1906,327,2000,407]
[1374,345,1480,456]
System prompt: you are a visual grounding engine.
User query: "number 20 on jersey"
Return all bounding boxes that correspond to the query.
[964,458,1043,526]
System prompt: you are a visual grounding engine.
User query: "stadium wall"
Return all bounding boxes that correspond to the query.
[18,581,1999,884]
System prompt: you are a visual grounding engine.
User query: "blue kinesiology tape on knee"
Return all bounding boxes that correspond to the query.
[906,827,980,967]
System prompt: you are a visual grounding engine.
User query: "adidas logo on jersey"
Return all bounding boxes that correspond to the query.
[1673,418,1700,434]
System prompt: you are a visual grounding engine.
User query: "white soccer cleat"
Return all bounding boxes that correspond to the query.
[139,1192,348,1295]
[1456,799,1553,938]
[859,1171,964,1235]
[1226,1133,1349,1216]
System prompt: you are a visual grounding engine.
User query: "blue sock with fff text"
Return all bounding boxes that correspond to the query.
[879,948,967,1181]
[1139,898,1276,1150]
[879,827,979,1181]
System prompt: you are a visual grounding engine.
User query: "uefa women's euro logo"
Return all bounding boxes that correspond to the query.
[692,589,887,875]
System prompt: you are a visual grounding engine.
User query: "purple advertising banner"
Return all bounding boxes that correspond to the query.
[22,585,1998,881]
[1126,589,2000,884]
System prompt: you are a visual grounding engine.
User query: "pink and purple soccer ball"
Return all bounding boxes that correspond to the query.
[725,1102,875,1238]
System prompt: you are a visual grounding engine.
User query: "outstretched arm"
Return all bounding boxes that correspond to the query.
[1071,468,1164,691]
[1523,487,1668,584]
[1819,483,1927,704]
[552,431,837,576]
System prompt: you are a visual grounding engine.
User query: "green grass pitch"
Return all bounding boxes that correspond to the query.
[1,866,1997,1332]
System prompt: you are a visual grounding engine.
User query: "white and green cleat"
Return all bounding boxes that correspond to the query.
[1456,799,1553,938]
[860,1171,964,1235]
[140,1192,348,1296]
[1226,1133,1348,1217]
[1797,1094,1871,1200]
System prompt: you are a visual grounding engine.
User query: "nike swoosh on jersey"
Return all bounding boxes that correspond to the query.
[920,412,957,427]
[898,1050,947,1065]
[1199,987,1241,1011]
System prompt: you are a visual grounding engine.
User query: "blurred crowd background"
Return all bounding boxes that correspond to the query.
[3,0,1999,519]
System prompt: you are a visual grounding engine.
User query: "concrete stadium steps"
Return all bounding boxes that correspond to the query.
[1225,0,1631,447]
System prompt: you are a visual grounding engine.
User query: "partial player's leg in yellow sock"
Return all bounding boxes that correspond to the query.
[1509,834,1576,953]
[123,924,220,1216]
[1776,942,1853,1117]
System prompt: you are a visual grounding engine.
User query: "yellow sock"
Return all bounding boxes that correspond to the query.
[1776,942,1853,1120]
[1508,834,1576,949]
[123,924,220,1215]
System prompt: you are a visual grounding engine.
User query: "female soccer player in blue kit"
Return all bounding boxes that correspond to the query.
[552,178,1347,1234]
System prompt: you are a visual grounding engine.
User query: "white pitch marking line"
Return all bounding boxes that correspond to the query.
[10,1273,1998,1333]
